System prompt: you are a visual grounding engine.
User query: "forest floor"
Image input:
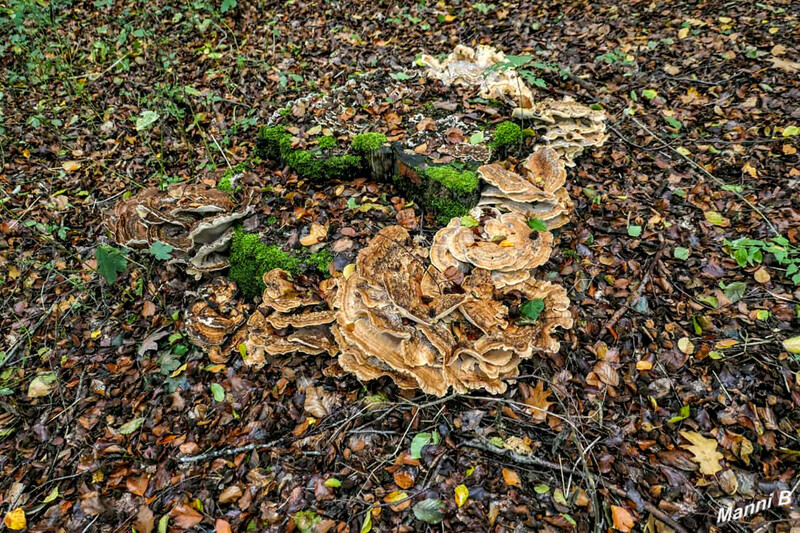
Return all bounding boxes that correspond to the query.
[1,0,800,532]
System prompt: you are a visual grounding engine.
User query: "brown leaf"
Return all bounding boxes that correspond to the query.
[142,301,157,317]
[300,223,327,246]
[219,485,242,504]
[126,475,149,497]
[502,468,521,487]
[393,470,415,489]
[611,505,635,532]
[522,381,554,423]
[215,519,232,533]
[133,507,155,533]
[171,504,203,529]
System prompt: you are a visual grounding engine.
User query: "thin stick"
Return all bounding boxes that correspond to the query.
[178,438,283,463]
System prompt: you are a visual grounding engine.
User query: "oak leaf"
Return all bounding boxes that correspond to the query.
[680,431,724,475]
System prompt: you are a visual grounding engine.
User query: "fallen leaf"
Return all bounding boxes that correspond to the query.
[704,211,730,227]
[3,508,26,530]
[134,507,155,533]
[522,381,554,423]
[754,268,770,284]
[783,336,800,354]
[502,468,521,487]
[300,223,327,246]
[215,519,232,533]
[680,430,724,475]
[28,372,58,398]
[219,485,242,504]
[63,160,81,172]
[454,484,469,508]
[170,504,203,529]
[611,505,635,532]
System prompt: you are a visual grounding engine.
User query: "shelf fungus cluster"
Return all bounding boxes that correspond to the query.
[476,146,573,230]
[104,183,254,277]
[238,269,338,369]
[420,44,607,166]
[513,99,608,167]
[332,224,572,396]
[419,45,535,109]
[185,277,249,361]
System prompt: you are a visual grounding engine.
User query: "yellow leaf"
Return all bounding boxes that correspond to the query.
[91,330,102,339]
[704,211,730,227]
[343,263,356,279]
[4,508,26,530]
[454,484,469,508]
[43,487,59,503]
[204,364,226,373]
[300,223,327,246]
[680,431,724,475]
[636,360,653,371]
[63,161,81,172]
[170,363,187,378]
[783,336,800,354]
[715,339,739,349]
[754,268,770,284]
[678,27,689,39]
[742,162,758,178]
[677,337,695,355]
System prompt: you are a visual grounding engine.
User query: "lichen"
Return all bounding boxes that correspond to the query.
[229,228,301,299]
[424,165,479,194]
[490,121,523,150]
[351,132,387,153]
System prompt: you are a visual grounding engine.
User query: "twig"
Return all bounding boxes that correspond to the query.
[177,438,283,463]
[601,247,664,339]
[607,485,690,533]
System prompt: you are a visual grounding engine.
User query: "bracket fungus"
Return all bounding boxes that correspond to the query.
[104,183,254,277]
[239,269,338,369]
[513,99,608,167]
[331,224,571,396]
[476,147,574,230]
[185,277,249,362]
[420,45,535,109]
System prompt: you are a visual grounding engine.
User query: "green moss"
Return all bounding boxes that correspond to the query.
[216,175,233,192]
[257,125,290,160]
[317,135,337,149]
[351,132,387,153]
[429,197,471,225]
[322,154,361,179]
[424,165,479,194]
[307,249,333,275]
[229,228,301,299]
[490,121,523,150]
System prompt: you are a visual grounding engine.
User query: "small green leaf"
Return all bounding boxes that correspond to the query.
[324,478,341,488]
[149,241,174,260]
[118,417,145,435]
[668,405,690,423]
[210,383,225,402]
[347,197,361,209]
[627,225,642,237]
[528,218,547,232]
[674,247,690,260]
[534,484,550,494]
[158,515,169,533]
[721,281,747,303]
[469,131,484,144]
[519,298,545,322]
[642,89,658,100]
[95,245,128,284]
[697,295,719,308]
[460,215,479,228]
[390,71,410,81]
[708,351,723,360]
[413,499,444,524]
[410,431,439,459]
[664,116,682,130]
[360,508,372,533]
[42,487,59,503]
[783,125,800,137]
